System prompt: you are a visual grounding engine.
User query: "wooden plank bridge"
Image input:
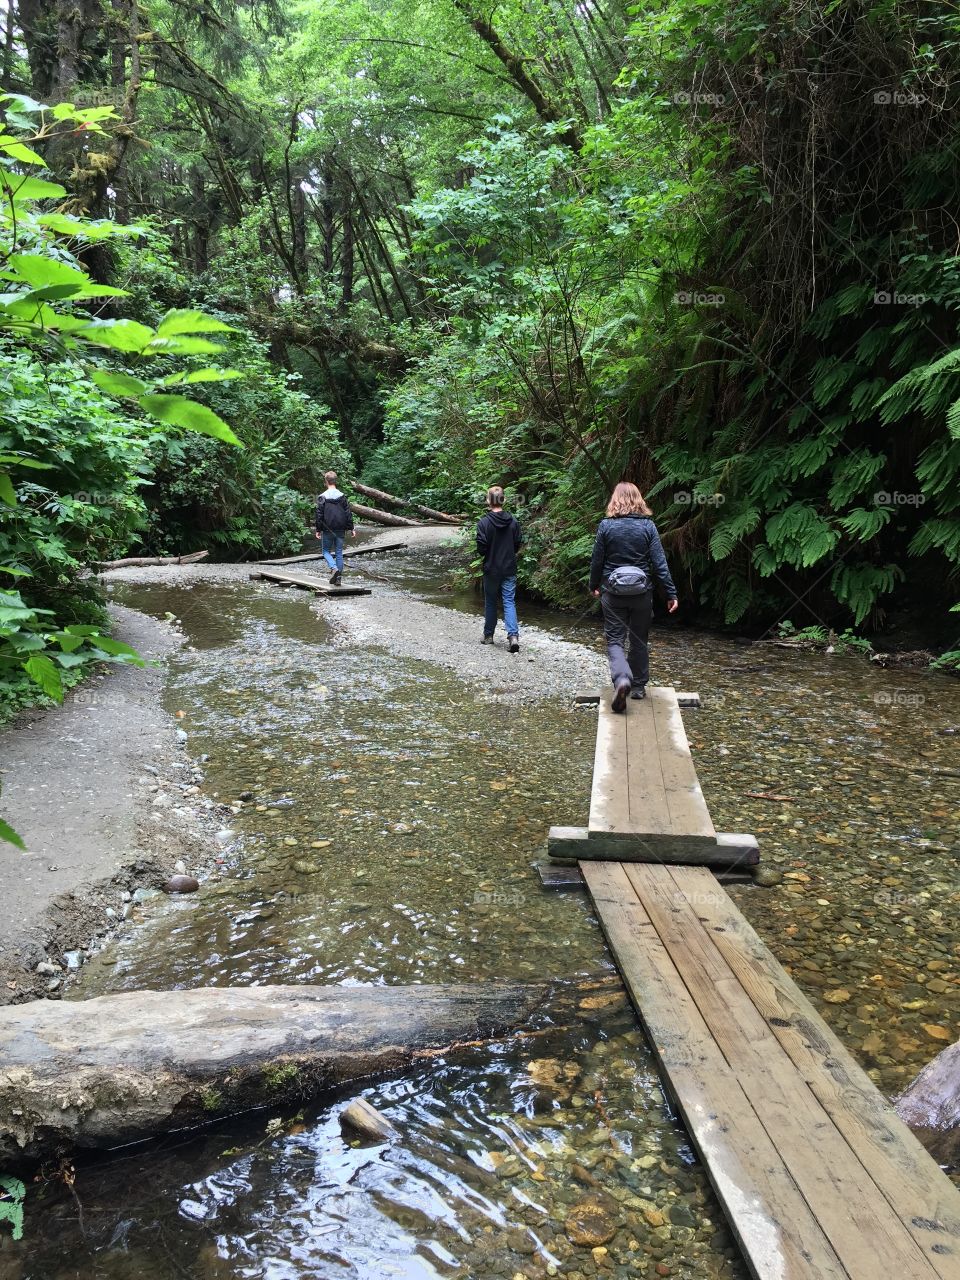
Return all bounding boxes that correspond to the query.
[550,686,960,1279]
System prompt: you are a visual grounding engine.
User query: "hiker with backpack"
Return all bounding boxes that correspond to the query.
[315,471,355,585]
[589,481,678,712]
[476,485,522,652]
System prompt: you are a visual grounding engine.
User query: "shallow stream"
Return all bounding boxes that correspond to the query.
[7,542,959,1280]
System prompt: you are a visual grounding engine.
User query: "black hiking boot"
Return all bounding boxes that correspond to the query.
[481,634,494,645]
[631,685,646,700]
[331,570,342,587]
[508,634,520,653]
[612,678,631,714]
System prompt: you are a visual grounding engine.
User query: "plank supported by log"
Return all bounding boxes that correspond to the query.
[548,826,760,867]
[353,482,462,524]
[0,982,549,1162]
[582,861,960,1280]
[575,690,701,708]
[250,568,371,596]
[350,501,424,528]
[97,550,209,570]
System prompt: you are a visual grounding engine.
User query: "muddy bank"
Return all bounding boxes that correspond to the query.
[0,605,230,1005]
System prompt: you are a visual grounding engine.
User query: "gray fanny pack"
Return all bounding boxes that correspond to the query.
[606,565,651,595]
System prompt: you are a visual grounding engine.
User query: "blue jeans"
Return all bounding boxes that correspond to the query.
[321,530,344,573]
[483,573,519,637]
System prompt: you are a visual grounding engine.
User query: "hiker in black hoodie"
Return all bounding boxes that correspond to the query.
[476,486,522,652]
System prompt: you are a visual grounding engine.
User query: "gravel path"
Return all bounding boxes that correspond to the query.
[0,606,230,1002]
[102,527,610,704]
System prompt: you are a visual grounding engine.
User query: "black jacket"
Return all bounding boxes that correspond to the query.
[589,515,676,596]
[476,510,522,578]
[315,492,354,534]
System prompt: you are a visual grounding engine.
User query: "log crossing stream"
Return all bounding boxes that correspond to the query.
[555,688,960,1278]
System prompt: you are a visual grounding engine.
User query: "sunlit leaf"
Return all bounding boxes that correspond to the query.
[156,309,236,337]
[139,395,242,445]
[23,652,63,701]
[90,370,148,398]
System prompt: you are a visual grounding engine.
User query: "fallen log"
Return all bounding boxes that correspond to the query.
[353,482,462,525]
[97,550,209,570]
[0,982,547,1162]
[350,501,423,528]
[896,1038,960,1169]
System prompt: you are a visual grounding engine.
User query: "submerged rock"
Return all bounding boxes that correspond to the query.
[163,875,200,894]
[340,1097,396,1143]
[753,867,783,888]
[896,1037,960,1168]
[565,1194,618,1247]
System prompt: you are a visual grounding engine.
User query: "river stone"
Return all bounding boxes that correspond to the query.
[340,1097,396,1143]
[565,1195,618,1247]
[753,867,783,888]
[163,875,200,894]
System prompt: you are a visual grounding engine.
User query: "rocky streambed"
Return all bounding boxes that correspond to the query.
[1,529,958,1280]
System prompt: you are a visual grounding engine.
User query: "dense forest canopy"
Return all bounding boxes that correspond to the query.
[2,0,960,724]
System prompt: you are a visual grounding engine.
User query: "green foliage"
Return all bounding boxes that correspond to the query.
[142,334,349,557]
[0,1174,25,1241]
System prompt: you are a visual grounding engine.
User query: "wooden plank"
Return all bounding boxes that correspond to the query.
[589,695,673,834]
[648,687,716,840]
[580,860,849,1280]
[579,831,745,862]
[535,861,584,889]
[258,552,326,566]
[258,542,405,566]
[250,569,371,597]
[627,863,944,1279]
[574,690,701,707]
[549,827,759,867]
[672,866,960,1277]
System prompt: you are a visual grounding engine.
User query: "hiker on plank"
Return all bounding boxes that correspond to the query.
[315,471,355,586]
[589,482,678,712]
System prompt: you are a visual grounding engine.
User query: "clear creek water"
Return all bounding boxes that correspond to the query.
[5,542,959,1280]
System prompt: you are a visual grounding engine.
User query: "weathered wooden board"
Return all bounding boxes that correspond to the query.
[258,541,406,566]
[581,860,960,1280]
[575,690,701,708]
[587,686,716,852]
[250,568,371,596]
[549,826,759,867]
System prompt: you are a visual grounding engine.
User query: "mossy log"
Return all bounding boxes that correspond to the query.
[0,982,552,1163]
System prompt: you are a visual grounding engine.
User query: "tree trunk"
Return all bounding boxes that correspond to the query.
[0,982,550,1162]
[354,482,462,524]
[350,502,425,527]
[450,0,582,152]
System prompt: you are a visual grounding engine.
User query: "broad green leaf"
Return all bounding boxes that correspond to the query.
[145,336,226,356]
[64,624,102,635]
[156,309,236,337]
[0,565,31,577]
[0,472,15,505]
[90,635,146,663]
[0,92,46,114]
[36,213,139,240]
[0,298,92,331]
[8,254,126,298]
[23,652,63,701]
[0,453,52,469]
[0,137,45,165]
[90,370,148,398]
[161,368,243,386]
[139,395,241,446]
[53,651,89,668]
[0,171,66,200]
[76,319,155,353]
[0,818,25,850]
